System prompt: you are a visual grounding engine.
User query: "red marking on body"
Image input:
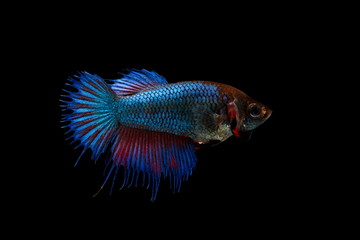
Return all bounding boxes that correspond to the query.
[232,128,241,137]
[227,103,237,121]
[227,101,241,138]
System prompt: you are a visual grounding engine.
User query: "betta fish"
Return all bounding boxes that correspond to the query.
[61,69,272,200]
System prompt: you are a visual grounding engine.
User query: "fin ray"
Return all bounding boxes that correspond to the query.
[61,72,119,162]
[110,69,168,96]
[110,126,197,200]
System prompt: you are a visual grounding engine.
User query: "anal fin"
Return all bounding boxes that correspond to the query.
[110,126,197,201]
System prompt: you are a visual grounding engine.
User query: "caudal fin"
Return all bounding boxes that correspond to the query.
[61,70,198,201]
[61,72,118,164]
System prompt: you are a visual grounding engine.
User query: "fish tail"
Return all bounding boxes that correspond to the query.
[61,72,119,164]
[62,69,199,201]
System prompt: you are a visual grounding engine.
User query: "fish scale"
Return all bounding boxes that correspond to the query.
[118,82,223,141]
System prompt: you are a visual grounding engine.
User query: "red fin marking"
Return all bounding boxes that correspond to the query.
[73,95,99,103]
[98,129,115,150]
[88,78,106,92]
[78,124,97,138]
[174,137,181,172]
[86,129,102,145]
[82,86,98,96]
[68,112,95,121]
[77,118,95,126]
[112,137,122,164]
[152,161,161,174]
[110,125,198,199]
[171,157,178,169]
[132,135,141,170]
[73,103,94,109]
[150,133,157,173]
[113,129,129,166]
[153,133,162,174]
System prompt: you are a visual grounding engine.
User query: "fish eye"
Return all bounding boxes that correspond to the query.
[247,103,261,119]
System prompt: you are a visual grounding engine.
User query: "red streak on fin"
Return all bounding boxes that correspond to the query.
[88,79,105,92]
[69,112,95,120]
[170,157,178,169]
[111,126,195,176]
[73,95,99,103]
[74,103,93,109]
[78,124,97,138]
[87,129,102,145]
[82,86,97,96]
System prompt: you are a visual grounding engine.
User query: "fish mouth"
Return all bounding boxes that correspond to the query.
[263,108,272,121]
[258,106,272,122]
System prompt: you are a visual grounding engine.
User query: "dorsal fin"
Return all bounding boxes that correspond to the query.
[110,69,168,96]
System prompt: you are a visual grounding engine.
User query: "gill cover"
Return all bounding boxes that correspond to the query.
[227,100,242,137]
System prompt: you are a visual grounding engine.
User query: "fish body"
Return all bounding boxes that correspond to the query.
[62,69,272,200]
[118,81,234,143]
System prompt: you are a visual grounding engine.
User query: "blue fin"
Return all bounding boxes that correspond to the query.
[110,69,168,96]
[111,126,197,201]
[61,72,119,164]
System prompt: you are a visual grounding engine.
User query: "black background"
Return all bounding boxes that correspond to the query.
[14,4,329,234]
[41,46,305,212]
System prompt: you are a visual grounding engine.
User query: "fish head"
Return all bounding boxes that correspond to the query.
[240,101,272,131]
[225,88,272,137]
